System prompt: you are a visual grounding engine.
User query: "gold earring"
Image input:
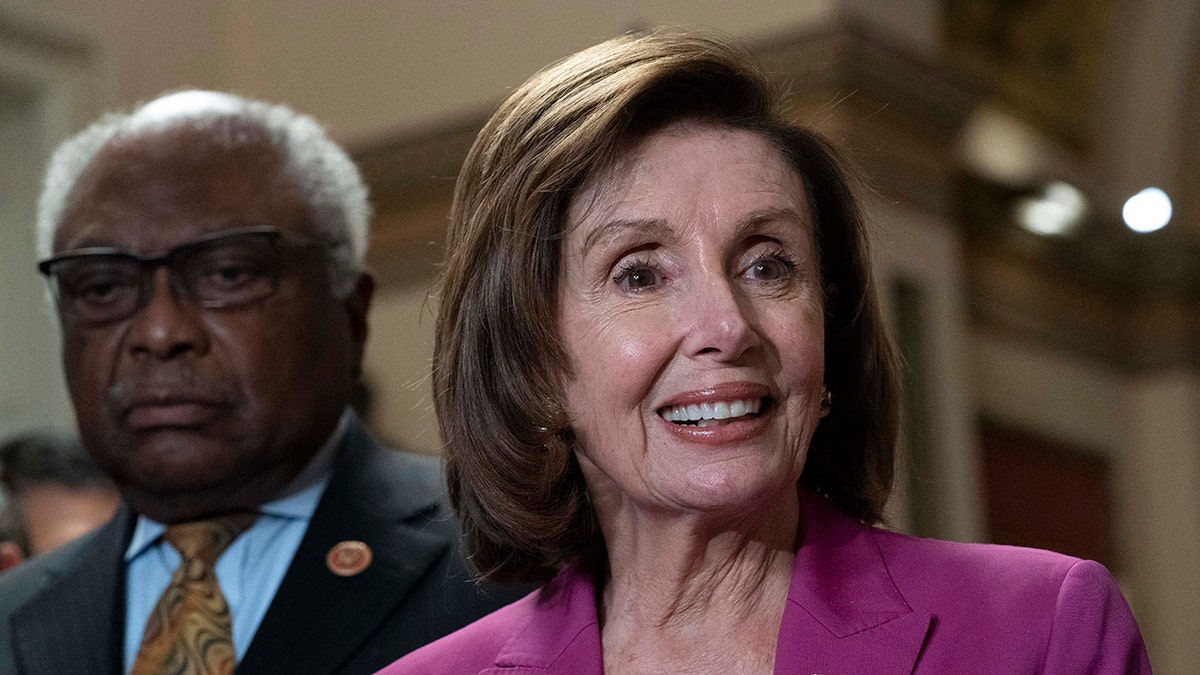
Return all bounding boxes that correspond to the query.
[816,388,832,419]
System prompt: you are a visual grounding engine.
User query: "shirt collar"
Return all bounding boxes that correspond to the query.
[124,408,352,562]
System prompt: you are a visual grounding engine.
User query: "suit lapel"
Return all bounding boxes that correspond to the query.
[775,489,931,674]
[237,418,451,675]
[10,506,132,675]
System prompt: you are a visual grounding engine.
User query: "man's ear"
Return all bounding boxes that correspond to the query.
[345,273,375,378]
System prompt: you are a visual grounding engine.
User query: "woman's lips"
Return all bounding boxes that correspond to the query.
[657,404,772,445]
[655,382,774,444]
[659,398,764,424]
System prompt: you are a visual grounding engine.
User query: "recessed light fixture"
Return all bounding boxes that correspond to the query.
[1015,181,1088,236]
[1122,188,1172,233]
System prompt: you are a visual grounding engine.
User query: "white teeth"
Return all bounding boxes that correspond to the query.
[660,398,763,423]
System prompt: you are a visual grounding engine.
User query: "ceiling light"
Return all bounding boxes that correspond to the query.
[1122,188,1172,233]
[1015,181,1088,236]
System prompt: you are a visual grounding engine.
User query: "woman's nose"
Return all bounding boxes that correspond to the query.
[681,276,761,362]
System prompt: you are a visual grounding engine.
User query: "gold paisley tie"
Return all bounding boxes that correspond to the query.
[131,513,258,675]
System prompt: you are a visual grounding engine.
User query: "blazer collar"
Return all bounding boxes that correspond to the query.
[488,489,930,674]
[237,414,453,674]
[487,563,603,674]
[775,488,931,674]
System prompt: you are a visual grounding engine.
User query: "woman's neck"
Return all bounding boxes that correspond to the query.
[596,488,801,674]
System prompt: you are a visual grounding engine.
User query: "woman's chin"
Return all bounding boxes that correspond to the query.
[649,463,801,520]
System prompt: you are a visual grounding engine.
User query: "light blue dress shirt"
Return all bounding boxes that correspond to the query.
[122,411,350,672]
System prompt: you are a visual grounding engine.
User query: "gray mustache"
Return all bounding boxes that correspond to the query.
[108,372,241,414]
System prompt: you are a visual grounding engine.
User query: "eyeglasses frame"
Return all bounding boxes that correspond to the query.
[37,225,326,324]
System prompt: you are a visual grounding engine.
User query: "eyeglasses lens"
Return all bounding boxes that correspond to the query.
[53,257,141,324]
[48,232,282,323]
[181,235,279,306]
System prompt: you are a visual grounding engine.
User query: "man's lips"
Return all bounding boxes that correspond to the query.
[124,400,227,430]
[118,390,231,430]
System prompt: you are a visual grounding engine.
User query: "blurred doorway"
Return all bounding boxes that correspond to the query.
[979,422,1117,571]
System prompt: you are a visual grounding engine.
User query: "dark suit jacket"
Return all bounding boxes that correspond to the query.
[0,416,528,674]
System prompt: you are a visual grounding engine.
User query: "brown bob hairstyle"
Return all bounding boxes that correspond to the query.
[434,30,901,583]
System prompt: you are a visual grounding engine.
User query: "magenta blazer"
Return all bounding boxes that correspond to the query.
[378,489,1151,674]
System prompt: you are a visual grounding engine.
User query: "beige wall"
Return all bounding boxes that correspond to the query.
[363,282,440,455]
[1119,371,1200,673]
[7,0,949,145]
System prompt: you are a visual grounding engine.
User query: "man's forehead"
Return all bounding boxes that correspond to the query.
[89,123,279,173]
[53,128,308,253]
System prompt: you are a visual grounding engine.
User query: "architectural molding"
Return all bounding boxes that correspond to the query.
[962,175,1200,372]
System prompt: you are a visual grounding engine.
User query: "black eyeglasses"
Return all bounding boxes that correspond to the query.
[37,226,323,325]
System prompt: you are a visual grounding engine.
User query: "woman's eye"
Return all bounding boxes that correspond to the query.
[613,261,662,292]
[743,251,797,282]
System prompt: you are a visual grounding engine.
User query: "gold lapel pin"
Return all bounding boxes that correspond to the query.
[326,540,372,577]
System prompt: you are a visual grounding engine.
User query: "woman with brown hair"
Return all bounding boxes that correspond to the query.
[378,31,1149,674]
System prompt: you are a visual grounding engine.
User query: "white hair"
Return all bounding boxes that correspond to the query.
[35,90,370,297]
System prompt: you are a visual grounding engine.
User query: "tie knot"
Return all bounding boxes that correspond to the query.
[163,513,258,566]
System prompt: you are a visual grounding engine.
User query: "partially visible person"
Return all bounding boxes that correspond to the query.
[0,432,119,569]
[0,89,526,675]
[379,31,1151,674]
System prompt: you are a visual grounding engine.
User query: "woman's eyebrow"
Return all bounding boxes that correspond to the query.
[580,218,674,258]
[735,207,809,236]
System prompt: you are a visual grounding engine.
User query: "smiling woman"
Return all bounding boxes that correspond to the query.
[378,30,1151,674]
[559,123,823,525]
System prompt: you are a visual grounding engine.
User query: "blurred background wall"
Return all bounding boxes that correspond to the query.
[1,0,1197,670]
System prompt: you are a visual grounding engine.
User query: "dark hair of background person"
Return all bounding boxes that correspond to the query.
[434,30,901,583]
[0,432,115,556]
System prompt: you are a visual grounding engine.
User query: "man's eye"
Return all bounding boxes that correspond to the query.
[64,270,136,305]
[79,279,125,301]
[196,257,264,288]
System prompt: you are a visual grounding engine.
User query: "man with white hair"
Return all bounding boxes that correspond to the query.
[0,91,524,675]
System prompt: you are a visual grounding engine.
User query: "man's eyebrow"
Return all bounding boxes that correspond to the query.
[579,218,674,258]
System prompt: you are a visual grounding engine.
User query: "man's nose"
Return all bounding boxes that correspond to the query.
[124,267,209,359]
[681,275,762,362]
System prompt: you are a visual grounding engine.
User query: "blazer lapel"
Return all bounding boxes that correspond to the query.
[478,493,930,675]
[775,489,931,674]
[237,418,451,675]
[483,563,603,674]
[10,506,132,675]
